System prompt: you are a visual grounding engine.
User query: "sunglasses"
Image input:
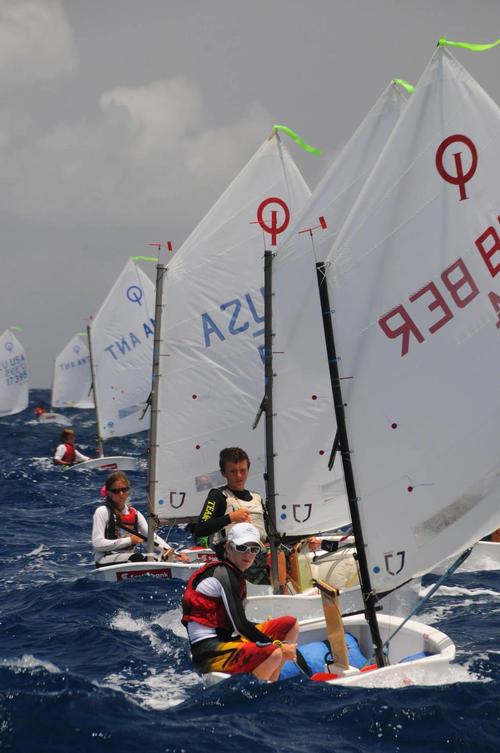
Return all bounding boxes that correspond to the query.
[109,486,130,494]
[231,542,260,554]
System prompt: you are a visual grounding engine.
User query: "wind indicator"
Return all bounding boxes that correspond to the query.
[132,242,174,263]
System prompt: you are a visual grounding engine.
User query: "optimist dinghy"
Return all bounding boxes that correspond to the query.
[203,40,500,687]
[51,333,94,410]
[71,260,155,472]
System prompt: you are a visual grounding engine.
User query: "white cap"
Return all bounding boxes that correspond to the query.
[227,522,260,546]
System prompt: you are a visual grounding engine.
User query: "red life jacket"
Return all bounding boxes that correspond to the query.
[61,443,75,464]
[182,560,246,632]
[104,503,139,540]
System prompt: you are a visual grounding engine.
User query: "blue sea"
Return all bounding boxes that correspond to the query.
[1,389,499,753]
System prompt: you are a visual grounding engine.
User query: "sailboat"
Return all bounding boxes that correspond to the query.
[246,80,416,620]
[90,131,312,581]
[72,259,155,472]
[34,333,94,427]
[51,333,94,410]
[207,42,500,686]
[0,329,28,417]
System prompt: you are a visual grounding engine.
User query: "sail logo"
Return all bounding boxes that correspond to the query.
[384,550,405,575]
[126,285,144,306]
[292,503,312,523]
[255,197,290,246]
[435,134,477,201]
[201,288,265,362]
[104,318,155,361]
[379,210,500,355]
[158,491,186,509]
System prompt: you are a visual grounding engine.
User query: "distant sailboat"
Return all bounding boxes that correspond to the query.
[51,333,94,409]
[72,259,155,472]
[0,329,28,417]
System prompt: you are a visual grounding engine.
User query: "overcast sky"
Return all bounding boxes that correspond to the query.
[1,0,499,386]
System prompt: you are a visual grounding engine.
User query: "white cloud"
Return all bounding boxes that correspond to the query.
[0,0,76,89]
[0,76,270,228]
[100,78,203,153]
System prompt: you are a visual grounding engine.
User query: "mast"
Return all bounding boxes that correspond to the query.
[316,261,386,667]
[146,261,167,560]
[263,244,281,592]
[87,324,104,457]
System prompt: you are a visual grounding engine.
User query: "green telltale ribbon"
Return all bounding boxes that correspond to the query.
[131,255,159,262]
[77,332,86,336]
[393,79,414,94]
[273,125,321,155]
[10,325,22,332]
[439,37,500,52]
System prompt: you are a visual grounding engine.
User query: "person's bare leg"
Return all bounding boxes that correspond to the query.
[252,648,282,681]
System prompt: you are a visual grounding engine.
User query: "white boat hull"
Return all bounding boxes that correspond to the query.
[87,547,218,582]
[204,613,455,689]
[38,412,72,427]
[70,456,140,472]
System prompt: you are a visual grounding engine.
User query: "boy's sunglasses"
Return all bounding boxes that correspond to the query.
[109,486,130,494]
[231,542,260,554]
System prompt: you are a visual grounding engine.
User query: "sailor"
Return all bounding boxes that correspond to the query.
[92,471,190,567]
[53,428,90,466]
[182,522,298,681]
[193,447,269,584]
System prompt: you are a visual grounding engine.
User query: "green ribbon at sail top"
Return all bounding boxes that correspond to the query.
[439,37,500,52]
[131,255,159,262]
[10,325,22,332]
[273,125,321,155]
[393,79,414,94]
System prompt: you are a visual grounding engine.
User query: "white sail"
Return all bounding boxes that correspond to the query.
[272,82,409,537]
[0,329,28,416]
[326,47,500,592]
[51,334,94,408]
[90,259,155,439]
[153,134,311,520]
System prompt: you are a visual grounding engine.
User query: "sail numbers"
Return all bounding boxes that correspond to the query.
[379,212,500,356]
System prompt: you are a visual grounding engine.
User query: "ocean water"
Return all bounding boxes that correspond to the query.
[1,390,499,753]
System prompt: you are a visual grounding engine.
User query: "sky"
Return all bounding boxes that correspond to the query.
[1,0,499,386]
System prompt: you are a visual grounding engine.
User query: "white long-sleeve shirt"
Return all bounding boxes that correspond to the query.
[92,503,172,563]
[54,443,89,463]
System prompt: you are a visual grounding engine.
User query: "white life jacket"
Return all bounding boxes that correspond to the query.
[210,488,267,548]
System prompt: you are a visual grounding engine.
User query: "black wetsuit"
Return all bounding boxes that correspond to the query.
[193,486,270,585]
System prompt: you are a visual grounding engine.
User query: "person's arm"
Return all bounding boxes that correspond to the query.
[92,506,137,553]
[54,444,68,465]
[136,511,172,552]
[214,564,271,644]
[193,489,231,537]
[74,447,90,462]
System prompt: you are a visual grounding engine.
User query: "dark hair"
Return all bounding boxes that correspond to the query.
[60,428,75,440]
[219,447,250,474]
[105,471,130,492]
